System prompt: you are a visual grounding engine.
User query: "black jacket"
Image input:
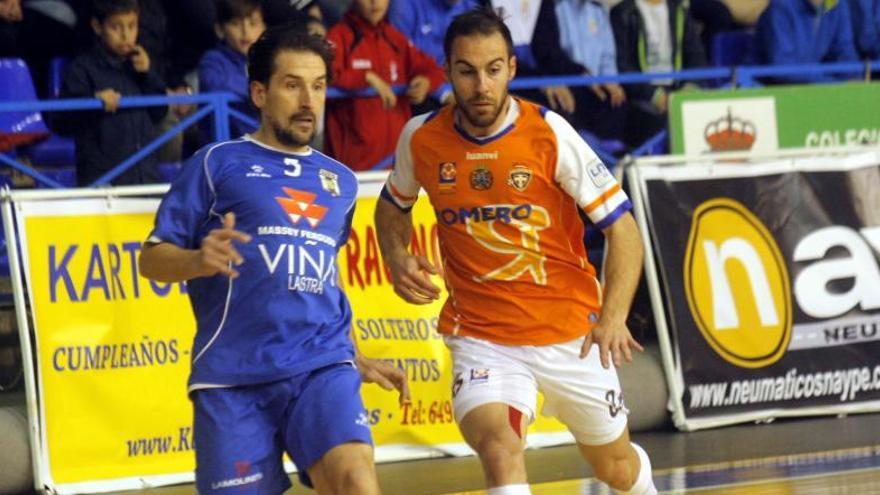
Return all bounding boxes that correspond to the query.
[59,43,167,186]
[610,0,707,101]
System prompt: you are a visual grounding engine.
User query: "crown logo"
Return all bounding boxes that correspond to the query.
[704,108,756,152]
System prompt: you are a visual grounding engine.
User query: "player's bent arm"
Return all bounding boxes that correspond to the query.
[599,212,644,324]
[374,197,415,260]
[139,242,207,283]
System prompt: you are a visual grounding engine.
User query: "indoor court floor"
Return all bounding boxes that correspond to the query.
[116,412,880,494]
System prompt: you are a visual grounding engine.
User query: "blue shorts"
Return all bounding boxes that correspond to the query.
[192,362,373,493]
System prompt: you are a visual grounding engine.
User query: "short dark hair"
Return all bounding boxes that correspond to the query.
[247,24,334,85]
[92,0,139,22]
[215,0,261,25]
[443,8,513,63]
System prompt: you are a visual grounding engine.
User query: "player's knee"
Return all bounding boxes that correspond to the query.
[476,435,524,477]
[335,462,377,493]
[593,455,635,490]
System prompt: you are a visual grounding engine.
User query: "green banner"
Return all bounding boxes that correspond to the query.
[668,83,880,155]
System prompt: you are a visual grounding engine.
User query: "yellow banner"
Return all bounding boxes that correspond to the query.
[18,192,566,491]
[23,201,196,484]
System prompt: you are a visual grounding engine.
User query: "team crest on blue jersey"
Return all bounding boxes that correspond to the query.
[439,162,456,194]
[507,164,532,192]
[319,169,340,197]
[470,166,493,190]
[275,187,328,228]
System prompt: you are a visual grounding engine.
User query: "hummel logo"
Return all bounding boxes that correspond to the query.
[275,187,327,228]
[247,164,271,178]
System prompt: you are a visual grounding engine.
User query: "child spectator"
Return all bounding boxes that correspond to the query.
[198,0,265,138]
[326,0,446,171]
[60,0,168,186]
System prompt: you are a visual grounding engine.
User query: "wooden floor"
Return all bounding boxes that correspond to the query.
[118,412,880,494]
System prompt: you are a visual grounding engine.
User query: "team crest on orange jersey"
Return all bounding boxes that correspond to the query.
[470,166,493,190]
[507,164,532,192]
[439,162,457,193]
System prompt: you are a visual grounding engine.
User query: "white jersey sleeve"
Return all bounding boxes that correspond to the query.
[545,111,632,229]
[382,113,430,211]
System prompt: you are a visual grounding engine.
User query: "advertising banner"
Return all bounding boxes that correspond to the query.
[668,83,880,155]
[11,182,568,493]
[630,150,880,430]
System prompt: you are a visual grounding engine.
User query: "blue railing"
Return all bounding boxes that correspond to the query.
[0,60,877,189]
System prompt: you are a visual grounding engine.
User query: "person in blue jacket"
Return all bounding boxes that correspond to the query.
[388,0,479,66]
[753,0,859,83]
[198,0,265,138]
[847,0,880,59]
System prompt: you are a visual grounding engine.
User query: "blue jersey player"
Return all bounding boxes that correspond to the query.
[139,27,408,494]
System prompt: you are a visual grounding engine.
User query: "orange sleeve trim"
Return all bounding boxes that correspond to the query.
[583,183,621,214]
[388,181,417,202]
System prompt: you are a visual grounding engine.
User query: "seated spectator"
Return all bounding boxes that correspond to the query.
[690,0,767,55]
[533,0,627,141]
[611,0,706,146]
[0,0,21,56]
[484,0,580,122]
[753,0,858,83]
[60,0,167,185]
[326,0,445,171]
[388,0,476,113]
[846,0,879,60]
[198,0,265,138]
[262,0,322,28]
[388,0,478,66]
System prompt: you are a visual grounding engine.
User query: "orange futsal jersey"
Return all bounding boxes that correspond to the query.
[383,99,632,346]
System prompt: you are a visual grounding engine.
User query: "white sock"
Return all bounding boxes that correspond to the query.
[487,484,532,495]
[615,443,657,495]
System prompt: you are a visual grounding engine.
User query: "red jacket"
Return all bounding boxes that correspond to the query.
[326,12,446,171]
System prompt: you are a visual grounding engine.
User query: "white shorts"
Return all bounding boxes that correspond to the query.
[445,335,628,446]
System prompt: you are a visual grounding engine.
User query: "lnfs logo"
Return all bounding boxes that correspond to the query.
[684,198,792,368]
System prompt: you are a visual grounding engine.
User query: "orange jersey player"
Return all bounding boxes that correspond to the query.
[375,8,657,495]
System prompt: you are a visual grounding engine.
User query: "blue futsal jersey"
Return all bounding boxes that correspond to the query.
[148,136,359,391]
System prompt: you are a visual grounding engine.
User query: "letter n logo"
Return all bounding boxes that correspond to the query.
[684,198,791,368]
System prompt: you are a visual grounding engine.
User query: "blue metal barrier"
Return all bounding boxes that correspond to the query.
[0,60,877,188]
[0,93,237,188]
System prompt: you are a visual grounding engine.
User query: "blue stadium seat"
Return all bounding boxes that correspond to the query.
[34,167,76,188]
[712,31,755,67]
[0,58,75,170]
[0,58,50,151]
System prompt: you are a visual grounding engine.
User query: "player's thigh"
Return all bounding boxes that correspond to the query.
[192,386,290,494]
[445,336,537,449]
[458,402,531,453]
[307,442,377,495]
[283,363,374,489]
[534,340,628,446]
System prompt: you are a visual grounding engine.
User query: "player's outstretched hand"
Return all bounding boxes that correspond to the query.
[197,212,252,279]
[387,254,441,305]
[356,355,411,406]
[580,319,644,369]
